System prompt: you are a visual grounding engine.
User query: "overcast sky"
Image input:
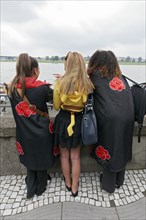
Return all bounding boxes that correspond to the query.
[1,0,145,58]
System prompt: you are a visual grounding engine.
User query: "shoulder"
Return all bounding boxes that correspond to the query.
[42,84,53,92]
[90,71,101,85]
[34,84,53,96]
[54,79,61,89]
[90,71,100,78]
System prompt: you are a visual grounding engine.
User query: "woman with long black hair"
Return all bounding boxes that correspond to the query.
[87,50,135,193]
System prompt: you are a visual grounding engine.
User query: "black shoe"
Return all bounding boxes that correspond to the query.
[66,185,72,191]
[115,184,121,189]
[47,174,51,181]
[36,187,46,196]
[71,190,78,197]
[63,177,71,191]
[25,176,27,184]
[27,193,34,199]
[99,172,103,183]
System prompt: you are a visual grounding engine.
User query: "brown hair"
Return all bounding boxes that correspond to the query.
[9,53,39,98]
[59,52,93,95]
[87,50,122,78]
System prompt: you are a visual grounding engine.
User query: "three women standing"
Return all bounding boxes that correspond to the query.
[7,50,135,198]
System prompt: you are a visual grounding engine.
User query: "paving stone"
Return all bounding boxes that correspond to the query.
[12,203,20,209]
[11,208,17,215]
[66,195,71,202]
[1,204,6,210]
[61,196,65,202]
[5,204,13,209]
[34,201,39,209]
[38,200,44,207]
[17,207,22,214]
[3,209,12,216]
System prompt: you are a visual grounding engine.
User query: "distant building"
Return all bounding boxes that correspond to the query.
[0,56,17,61]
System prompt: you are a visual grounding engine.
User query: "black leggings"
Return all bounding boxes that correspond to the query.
[101,168,125,193]
[26,169,47,197]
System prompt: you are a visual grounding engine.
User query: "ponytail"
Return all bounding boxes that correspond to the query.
[9,53,32,98]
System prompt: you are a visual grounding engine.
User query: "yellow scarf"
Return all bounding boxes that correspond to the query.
[67,112,75,136]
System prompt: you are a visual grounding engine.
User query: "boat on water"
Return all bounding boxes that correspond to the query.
[0,83,8,115]
[0,83,7,102]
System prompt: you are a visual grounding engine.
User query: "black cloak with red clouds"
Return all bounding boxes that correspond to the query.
[90,71,135,172]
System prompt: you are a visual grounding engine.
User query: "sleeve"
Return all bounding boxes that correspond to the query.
[48,87,53,102]
[53,81,62,110]
[44,85,53,102]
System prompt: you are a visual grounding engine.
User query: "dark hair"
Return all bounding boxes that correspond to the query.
[9,53,39,98]
[30,56,39,70]
[87,50,122,78]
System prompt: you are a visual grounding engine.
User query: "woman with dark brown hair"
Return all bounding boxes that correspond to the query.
[88,50,135,193]
[7,53,54,199]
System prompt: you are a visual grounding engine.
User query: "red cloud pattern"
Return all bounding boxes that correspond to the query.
[109,77,125,92]
[95,145,110,160]
[15,101,36,117]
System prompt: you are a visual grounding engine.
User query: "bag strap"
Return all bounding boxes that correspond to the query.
[137,89,146,125]
[84,93,94,114]
[122,75,141,87]
[17,88,49,118]
[123,75,146,142]
[137,87,146,142]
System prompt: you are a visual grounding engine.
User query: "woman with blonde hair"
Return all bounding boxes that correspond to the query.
[53,52,94,197]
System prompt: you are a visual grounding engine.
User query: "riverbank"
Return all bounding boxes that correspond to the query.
[0,60,145,65]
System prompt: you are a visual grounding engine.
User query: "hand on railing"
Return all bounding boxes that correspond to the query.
[53,74,63,79]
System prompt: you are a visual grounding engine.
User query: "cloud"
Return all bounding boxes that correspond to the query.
[1,1,39,23]
[1,1,145,58]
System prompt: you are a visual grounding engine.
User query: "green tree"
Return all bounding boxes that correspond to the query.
[138,57,142,62]
[60,56,65,61]
[54,56,59,61]
[50,56,55,61]
[125,56,131,62]
[45,56,49,60]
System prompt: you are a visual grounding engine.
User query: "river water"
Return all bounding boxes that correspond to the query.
[0,62,146,87]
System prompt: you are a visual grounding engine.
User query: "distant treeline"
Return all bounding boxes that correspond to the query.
[0,55,146,63]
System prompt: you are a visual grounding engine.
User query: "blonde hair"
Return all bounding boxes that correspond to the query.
[59,52,93,94]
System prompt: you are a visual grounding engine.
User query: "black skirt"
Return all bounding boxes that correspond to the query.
[54,109,83,149]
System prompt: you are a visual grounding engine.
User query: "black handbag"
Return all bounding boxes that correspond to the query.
[123,75,146,142]
[81,94,98,145]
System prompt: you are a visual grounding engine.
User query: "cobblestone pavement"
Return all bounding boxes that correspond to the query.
[0,169,146,217]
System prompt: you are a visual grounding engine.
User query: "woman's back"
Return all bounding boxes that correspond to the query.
[88,50,135,173]
[90,71,134,122]
[8,54,54,171]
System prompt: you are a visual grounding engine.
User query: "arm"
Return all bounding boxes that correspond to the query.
[53,81,62,110]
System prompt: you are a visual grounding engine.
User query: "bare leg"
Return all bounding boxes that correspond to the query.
[59,146,71,188]
[70,146,81,193]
